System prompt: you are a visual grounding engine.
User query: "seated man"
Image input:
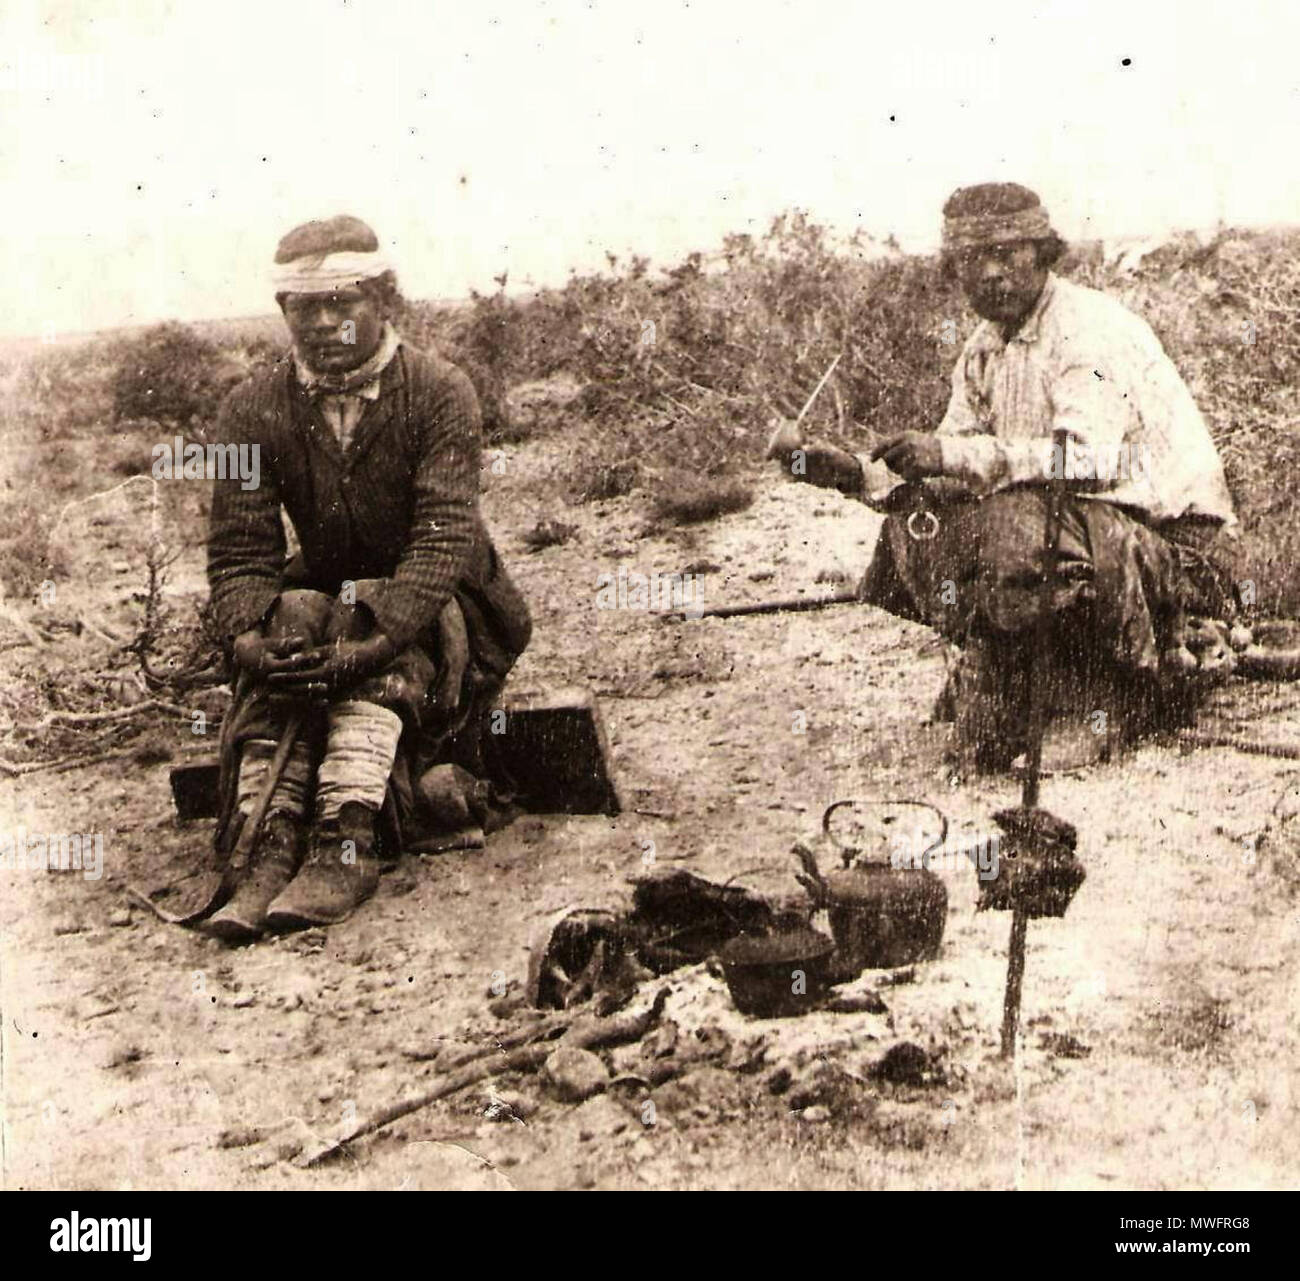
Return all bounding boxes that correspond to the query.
[780,183,1238,769]
[203,215,531,940]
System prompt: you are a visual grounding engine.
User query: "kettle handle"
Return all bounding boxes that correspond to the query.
[822,798,950,867]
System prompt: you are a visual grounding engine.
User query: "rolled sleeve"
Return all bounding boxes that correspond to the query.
[936,346,1133,494]
[933,352,1043,490]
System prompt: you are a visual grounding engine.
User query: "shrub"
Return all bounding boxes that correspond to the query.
[109,321,232,430]
[649,473,755,526]
[400,288,520,443]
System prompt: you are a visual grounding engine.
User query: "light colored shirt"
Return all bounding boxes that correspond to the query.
[932,273,1235,525]
[316,380,382,453]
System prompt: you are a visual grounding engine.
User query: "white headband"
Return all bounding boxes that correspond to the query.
[271,249,393,295]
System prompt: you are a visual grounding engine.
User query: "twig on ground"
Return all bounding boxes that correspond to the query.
[298,987,670,1166]
[8,697,191,734]
[0,749,137,777]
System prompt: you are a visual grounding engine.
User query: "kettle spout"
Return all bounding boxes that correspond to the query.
[792,841,830,907]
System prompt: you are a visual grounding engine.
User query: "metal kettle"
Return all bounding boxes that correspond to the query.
[795,799,949,978]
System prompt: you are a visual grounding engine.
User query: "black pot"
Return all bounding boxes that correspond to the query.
[718,929,835,1018]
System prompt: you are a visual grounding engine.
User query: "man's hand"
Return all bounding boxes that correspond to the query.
[869,432,945,481]
[264,633,398,698]
[231,630,311,678]
[799,442,867,495]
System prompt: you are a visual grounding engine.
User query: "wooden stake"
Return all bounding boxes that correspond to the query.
[1000,426,1069,1059]
[1000,907,1028,1058]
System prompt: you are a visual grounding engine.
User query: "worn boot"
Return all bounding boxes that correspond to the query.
[265,801,381,929]
[205,812,305,943]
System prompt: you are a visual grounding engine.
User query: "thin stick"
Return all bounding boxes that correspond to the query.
[1001,908,1028,1058]
[792,353,843,431]
[231,710,305,862]
[8,697,192,734]
[0,749,136,777]
[764,354,844,459]
[127,708,307,926]
[657,589,859,623]
[300,989,669,1166]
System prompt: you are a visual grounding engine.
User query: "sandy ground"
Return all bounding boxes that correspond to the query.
[2,435,1298,1190]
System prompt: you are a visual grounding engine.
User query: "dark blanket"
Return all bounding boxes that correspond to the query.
[860,482,1236,742]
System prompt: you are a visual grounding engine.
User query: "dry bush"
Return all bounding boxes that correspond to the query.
[109,321,235,429]
[649,472,755,527]
[468,212,963,519]
[485,214,1300,614]
[401,287,520,444]
[8,215,1300,618]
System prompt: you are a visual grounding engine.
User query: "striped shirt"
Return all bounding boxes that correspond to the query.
[934,273,1235,525]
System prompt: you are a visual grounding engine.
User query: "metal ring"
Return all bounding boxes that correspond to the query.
[906,509,940,542]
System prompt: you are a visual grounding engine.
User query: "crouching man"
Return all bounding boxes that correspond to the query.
[779,183,1238,769]
[203,215,531,940]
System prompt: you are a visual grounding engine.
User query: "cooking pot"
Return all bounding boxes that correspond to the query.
[718,928,836,1017]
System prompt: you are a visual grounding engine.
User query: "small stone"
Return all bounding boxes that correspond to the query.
[52,918,86,936]
[232,993,256,1009]
[724,1035,768,1074]
[639,1020,680,1061]
[872,1041,931,1086]
[107,908,132,928]
[571,1094,629,1140]
[541,1046,610,1103]
[488,994,526,1020]
[798,1105,832,1123]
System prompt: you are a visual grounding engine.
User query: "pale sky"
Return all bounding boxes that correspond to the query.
[1,0,1298,338]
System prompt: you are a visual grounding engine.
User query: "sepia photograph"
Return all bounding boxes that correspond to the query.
[0,0,1293,1235]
